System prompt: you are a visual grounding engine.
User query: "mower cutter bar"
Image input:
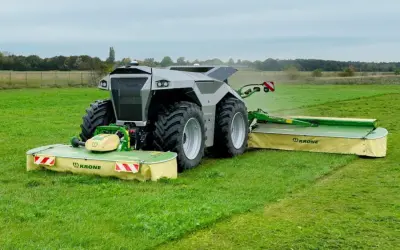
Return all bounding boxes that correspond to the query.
[289,116,377,128]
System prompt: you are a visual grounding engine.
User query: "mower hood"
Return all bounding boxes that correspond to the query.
[85,134,120,152]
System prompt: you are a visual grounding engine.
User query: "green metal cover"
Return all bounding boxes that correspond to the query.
[26,144,177,164]
[251,123,387,139]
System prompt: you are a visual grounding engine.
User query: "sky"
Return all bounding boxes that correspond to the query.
[1,0,400,62]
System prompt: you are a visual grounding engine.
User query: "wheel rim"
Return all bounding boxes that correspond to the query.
[182,117,202,160]
[231,112,246,149]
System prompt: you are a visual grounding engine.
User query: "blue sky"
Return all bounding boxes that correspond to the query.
[1,0,400,62]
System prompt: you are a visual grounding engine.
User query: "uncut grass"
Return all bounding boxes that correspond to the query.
[0,86,399,249]
[0,79,92,89]
[242,84,400,113]
[0,71,94,89]
[160,93,400,250]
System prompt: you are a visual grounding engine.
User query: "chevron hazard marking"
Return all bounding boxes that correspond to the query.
[263,81,275,91]
[34,156,55,166]
[115,162,140,173]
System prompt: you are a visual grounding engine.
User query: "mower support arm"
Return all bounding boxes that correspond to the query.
[237,84,263,99]
[248,109,318,127]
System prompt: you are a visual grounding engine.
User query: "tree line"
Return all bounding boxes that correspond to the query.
[0,52,106,72]
[1,47,400,72]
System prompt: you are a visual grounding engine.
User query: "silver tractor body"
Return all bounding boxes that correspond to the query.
[98,65,244,148]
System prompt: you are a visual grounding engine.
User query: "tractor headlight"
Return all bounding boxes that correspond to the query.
[100,80,107,88]
[156,80,170,88]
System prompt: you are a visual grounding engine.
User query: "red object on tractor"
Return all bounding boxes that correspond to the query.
[263,81,275,92]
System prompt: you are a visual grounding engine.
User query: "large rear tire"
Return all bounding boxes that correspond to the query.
[211,97,249,157]
[153,101,206,172]
[79,99,115,141]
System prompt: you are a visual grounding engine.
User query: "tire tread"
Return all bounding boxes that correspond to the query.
[153,101,206,171]
[79,99,115,141]
[211,97,249,157]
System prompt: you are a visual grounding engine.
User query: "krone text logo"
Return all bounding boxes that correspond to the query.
[72,162,101,170]
[293,138,319,144]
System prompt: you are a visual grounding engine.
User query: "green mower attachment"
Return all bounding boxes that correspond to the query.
[26,124,178,181]
[238,82,388,158]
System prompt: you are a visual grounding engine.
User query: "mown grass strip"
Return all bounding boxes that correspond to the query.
[158,93,400,250]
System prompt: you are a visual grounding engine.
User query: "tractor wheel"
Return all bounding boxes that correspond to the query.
[211,97,249,157]
[79,99,115,141]
[153,101,206,172]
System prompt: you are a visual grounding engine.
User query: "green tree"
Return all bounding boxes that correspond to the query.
[394,68,400,75]
[0,52,3,70]
[176,57,186,65]
[160,56,173,67]
[312,69,323,77]
[339,65,356,77]
[106,47,115,63]
[203,58,223,65]
[141,58,157,67]
[121,57,132,65]
[74,57,83,69]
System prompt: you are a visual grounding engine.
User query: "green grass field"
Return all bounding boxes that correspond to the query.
[0,84,399,249]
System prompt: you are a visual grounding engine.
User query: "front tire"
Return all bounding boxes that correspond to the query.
[79,99,115,141]
[211,97,249,157]
[153,101,206,172]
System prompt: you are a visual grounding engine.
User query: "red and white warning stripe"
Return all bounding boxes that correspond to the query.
[115,162,140,173]
[263,81,275,91]
[34,156,55,166]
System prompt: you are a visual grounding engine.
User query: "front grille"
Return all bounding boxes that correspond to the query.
[111,77,148,121]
